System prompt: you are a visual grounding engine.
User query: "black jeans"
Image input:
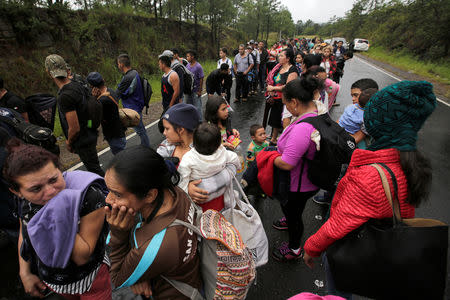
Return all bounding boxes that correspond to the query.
[281,190,318,249]
[76,144,105,177]
[235,72,248,99]
[222,74,233,103]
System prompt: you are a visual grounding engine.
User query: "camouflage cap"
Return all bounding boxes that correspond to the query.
[45,54,68,78]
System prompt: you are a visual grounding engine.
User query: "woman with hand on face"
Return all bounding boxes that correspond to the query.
[105,146,201,299]
[4,139,111,299]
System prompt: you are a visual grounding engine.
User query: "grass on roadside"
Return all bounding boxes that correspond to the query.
[53,59,219,137]
[361,46,450,88]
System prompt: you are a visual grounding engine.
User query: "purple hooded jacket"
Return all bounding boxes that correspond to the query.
[27,170,108,268]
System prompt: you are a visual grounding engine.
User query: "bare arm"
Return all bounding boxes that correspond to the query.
[21,112,29,122]
[244,64,254,75]
[267,71,298,92]
[197,77,204,97]
[274,156,295,171]
[351,130,366,143]
[71,208,105,266]
[169,72,180,107]
[18,220,46,298]
[65,110,80,145]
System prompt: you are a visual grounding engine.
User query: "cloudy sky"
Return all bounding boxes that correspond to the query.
[280,0,356,23]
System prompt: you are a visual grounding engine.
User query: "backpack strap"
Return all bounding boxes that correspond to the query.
[161,275,205,300]
[116,228,167,289]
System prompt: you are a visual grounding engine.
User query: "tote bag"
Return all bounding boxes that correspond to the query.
[326,163,448,300]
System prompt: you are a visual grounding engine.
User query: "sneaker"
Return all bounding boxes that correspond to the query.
[272,242,302,261]
[313,194,331,205]
[272,216,288,230]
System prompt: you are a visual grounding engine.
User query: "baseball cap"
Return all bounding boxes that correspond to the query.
[45,54,68,78]
[159,50,174,59]
[86,72,104,87]
[163,103,200,132]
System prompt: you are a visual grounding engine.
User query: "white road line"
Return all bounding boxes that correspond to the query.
[356,56,450,107]
[68,92,208,171]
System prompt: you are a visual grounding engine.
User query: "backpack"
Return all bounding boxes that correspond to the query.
[173,64,194,95]
[300,114,356,190]
[140,76,153,114]
[116,206,256,300]
[0,107,60,155]
[79,83,102,130]
[166,209,256,300]
[24,94,57,131]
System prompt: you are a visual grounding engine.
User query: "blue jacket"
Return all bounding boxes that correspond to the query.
[117,69,145,113]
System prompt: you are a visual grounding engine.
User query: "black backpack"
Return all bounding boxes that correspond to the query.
[173,64,194,95]
[79,83,102,130]
[25,93,57,131]
[300,114,356,190]
[0,107,60,155]
[141,76,153,114]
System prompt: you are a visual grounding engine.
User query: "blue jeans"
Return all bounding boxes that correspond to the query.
[184,93,203,121]
[323,254,353,299]
[107,136,126,155]
[133,112,150,147]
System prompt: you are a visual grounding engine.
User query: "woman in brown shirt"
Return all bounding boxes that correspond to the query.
[104,146,201,299]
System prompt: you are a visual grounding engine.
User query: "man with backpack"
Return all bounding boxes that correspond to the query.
[116,54,150,147]
[0,76,29,122]
[45,54,104,176]
[164,50,194,103]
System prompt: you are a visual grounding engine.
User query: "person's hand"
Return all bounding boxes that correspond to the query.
[20,272,46,298]
[130,280,152,298]
[223,141,235,150]
[105,204,136,231]
[65,140,74,153]
[266,85,274,92]
[243,71,248,75]
[232,129,240,139]
[303,252,315,269]
[197,90,202,97]
[188,179,209,203]
[221,93,227,98]
[266,97,274,104]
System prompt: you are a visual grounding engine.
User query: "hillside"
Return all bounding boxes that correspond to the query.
[0,4,245,98]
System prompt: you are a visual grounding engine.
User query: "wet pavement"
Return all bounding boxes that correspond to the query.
[1,56,448,299]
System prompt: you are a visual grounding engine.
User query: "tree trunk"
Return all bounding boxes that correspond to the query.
[154,0,158,20]
[194,0,198,52]
[159,0,162,17]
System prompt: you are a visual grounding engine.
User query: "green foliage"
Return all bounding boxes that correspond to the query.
[298,0,450,61]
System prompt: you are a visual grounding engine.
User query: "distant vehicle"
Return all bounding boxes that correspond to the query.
[353,38,370,51]
[331,37,348,48]
[324,39,331,45]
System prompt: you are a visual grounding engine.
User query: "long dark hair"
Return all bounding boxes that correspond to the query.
[106,146,179,200]
[205,95,228,126]
[282,48,295,65]
[399,151,432,207]
[282,76,320,105]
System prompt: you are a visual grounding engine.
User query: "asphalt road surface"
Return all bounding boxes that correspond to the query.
[1,55,448,300]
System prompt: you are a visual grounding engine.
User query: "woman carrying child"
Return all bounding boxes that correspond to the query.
[4,139,111,299]
[178,122,241,211]
[271,76,327,262]
[157,103,200,166]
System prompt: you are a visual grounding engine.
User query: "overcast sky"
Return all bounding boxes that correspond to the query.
[280,0,356,23]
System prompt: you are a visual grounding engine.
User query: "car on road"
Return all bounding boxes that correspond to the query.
[331,37,348,48]
[353,38,370,51]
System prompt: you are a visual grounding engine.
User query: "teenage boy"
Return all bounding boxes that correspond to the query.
[185,50,204,120]
[45,54,104,176]
[116,54,150,147]
[313,78,379,206]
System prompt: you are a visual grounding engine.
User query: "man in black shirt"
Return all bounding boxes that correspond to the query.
[206,64,229,98]
[86,72,126,155]
[45,54,104,176]
[0,76,29,122]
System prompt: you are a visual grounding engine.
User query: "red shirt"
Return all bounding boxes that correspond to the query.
[304,148,415,257]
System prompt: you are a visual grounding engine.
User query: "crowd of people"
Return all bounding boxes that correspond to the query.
[0,34,442,300]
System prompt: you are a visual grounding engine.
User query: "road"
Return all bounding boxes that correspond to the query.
[1,55,448,299]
